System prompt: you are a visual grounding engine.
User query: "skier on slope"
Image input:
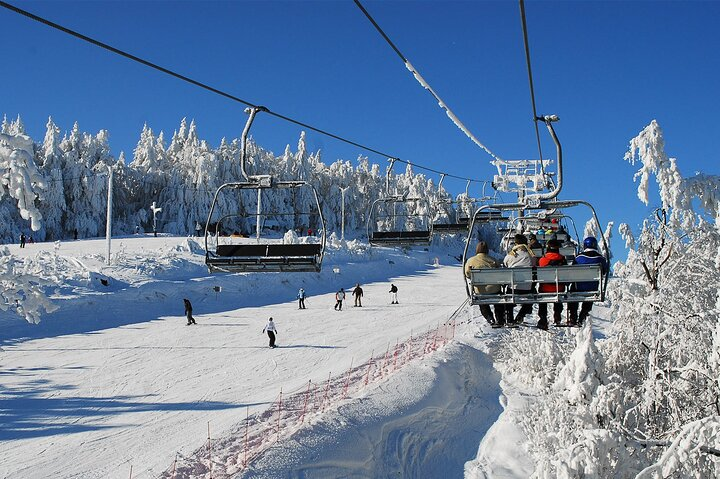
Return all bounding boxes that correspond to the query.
[297,288,307,309]
[352,283,363,307]
[389,283,399,304]
[262,317,278,348]
[183,298,196,325]
[334,288,346,311]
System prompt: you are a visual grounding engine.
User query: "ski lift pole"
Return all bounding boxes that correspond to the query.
[256,188,262,240]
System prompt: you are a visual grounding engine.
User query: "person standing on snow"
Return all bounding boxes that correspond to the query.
[183,298,196,325]
[262,317,278,348]
[352,283,364,307]
[389,283,399,304]
[334,288,346,311]
[297,288,307,309]
[19,233,26,248]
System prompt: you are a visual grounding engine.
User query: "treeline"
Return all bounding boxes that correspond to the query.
[0,115,481,243]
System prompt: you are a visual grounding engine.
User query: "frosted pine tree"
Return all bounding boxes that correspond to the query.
[37,117,67,240]
[0,117,46,236]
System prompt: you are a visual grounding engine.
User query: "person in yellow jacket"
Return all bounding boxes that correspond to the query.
[465,241,506,326]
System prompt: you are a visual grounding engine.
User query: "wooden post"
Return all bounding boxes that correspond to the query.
[207,422,212,477]
[342,358,353,399]
[243,407,249,468]
[364,350,374,386]
[276,388,283,442]
[301,380,311,423]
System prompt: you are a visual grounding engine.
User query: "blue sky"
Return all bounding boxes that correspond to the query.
[1,0,718,256]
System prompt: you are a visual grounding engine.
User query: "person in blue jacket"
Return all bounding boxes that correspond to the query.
[568,237,609,325]
[297,288,306,309]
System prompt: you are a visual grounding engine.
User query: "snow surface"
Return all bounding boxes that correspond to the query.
[0,235,611,478]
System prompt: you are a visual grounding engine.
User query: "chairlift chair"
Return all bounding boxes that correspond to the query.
[368,195,433,246]
[204,107,326,273]
[367,158,433,247]
[462,116,609,306]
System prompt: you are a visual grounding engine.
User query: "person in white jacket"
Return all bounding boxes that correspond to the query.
[334,288,346,311]
[503,234,537,324]
[262,317,278,348]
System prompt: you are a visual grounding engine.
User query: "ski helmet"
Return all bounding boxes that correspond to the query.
[583,236,598,250]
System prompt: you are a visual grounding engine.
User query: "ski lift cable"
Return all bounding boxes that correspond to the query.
[353,0,502,162]
[0,0,481,185]
[518,0,546,175]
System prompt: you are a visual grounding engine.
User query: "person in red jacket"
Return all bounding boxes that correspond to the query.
[537,239,567,330]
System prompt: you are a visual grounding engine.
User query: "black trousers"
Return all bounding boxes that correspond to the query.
[267,331,276,347]
[538,302,563,321]
[568,301,592,319]
[298,298,305,309]
[479,304,506,324]
[186,312,196,324]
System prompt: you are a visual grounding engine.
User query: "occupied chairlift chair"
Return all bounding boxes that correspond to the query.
[462,115,609,306]
[204,107,326,273]
[367,158,433,246]
[503,212,580,259]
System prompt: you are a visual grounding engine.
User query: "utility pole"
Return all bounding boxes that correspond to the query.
[151,201,162,237]
[340,186,350,241]
[105,166,113,265]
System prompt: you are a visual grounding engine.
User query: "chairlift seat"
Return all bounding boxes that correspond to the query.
[468,264,604,305]
[208,243,323,273]
[369,230,432,246]
[432,223,468,234]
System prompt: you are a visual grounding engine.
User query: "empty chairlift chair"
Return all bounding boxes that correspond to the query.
[204,107,326,273]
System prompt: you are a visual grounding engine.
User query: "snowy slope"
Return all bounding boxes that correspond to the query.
[1,234,616,478]
[1,235,476,478]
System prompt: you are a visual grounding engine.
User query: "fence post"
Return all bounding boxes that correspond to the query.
[364,350,374,386]
[392,339,399,371]
[322,372,331,412]
[129,465,132,479]
[207,422,212,478]
[301,380,311,423]
[342,358,353,399]
[380,343,389,377]
[243,407,249,469]
[276,388,283,442]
